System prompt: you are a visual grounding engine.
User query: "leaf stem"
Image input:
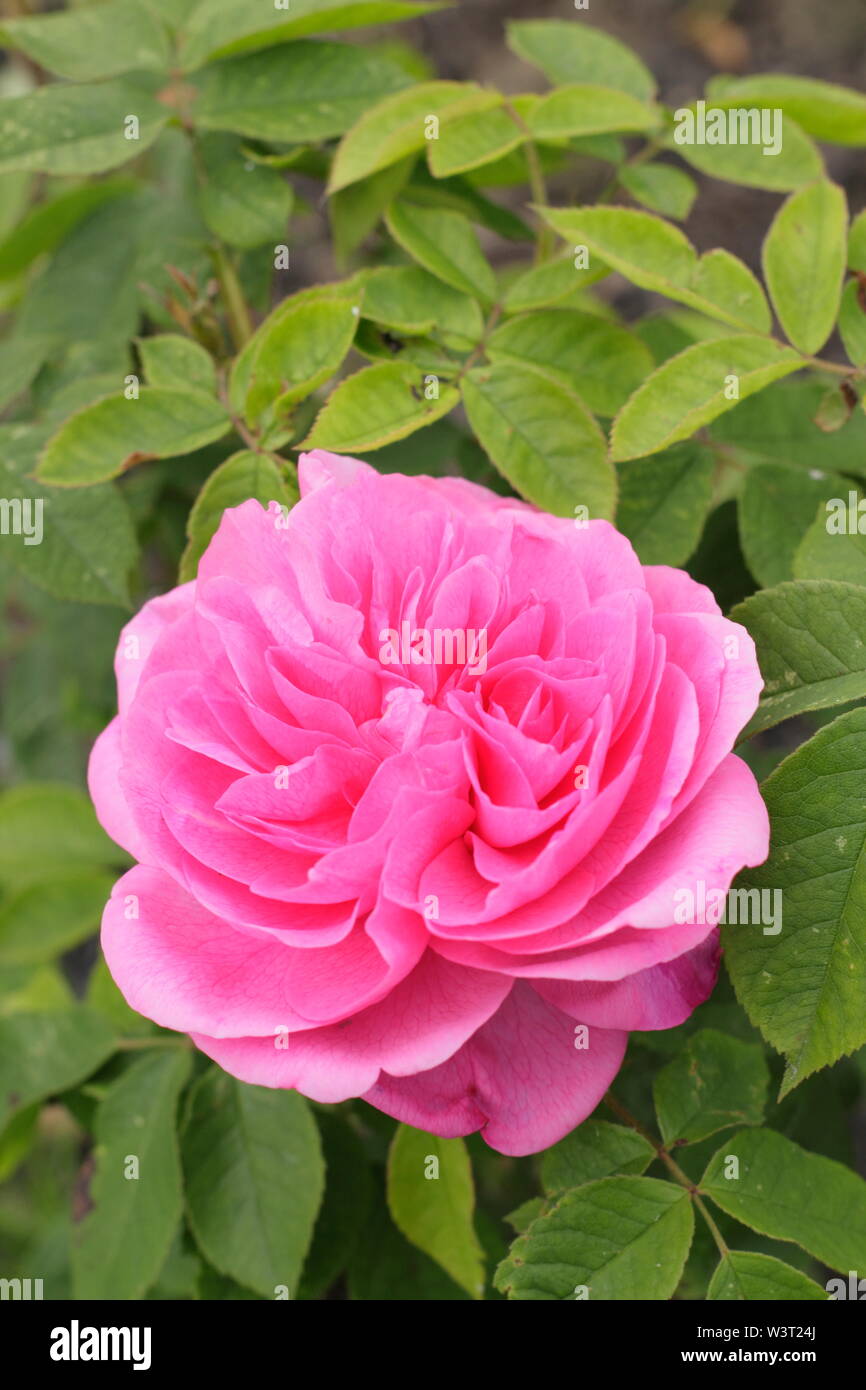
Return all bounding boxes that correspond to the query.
[603,1091,729,1258]
[502,100,555,265]
[212,244,254,352]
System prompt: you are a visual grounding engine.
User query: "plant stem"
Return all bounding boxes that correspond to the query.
[603,1091,729,1258]
[212,244,254,352]
[502,100,555,264]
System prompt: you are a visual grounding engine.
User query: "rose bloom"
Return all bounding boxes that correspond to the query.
[90,450,768,1155]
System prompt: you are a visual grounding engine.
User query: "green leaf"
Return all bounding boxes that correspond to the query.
[669,108,823,191]
[243,297,362,424]
[38,389,231,487]
[139,335,218,395]
[700,1128,866,1273]
[708,75,866,146]
[506,20,656,101]
[190,40,411,144]
[616,443,714,565]
[428,103,525,179]
[738,463,850,588]
[298,1114,373,1300]
[86,958,157,1040]
[0,424,139,606]
[0,1,171,82]
[708,1251,827,1301]
[0,1009,116,1129]
[838,279,866,367]
[502,254,608,315]
[710,377,866,477]
[539,206,771,332]
[793,492,866,585]
[541,1121,655,1197]
[385,200,496,303]
[0,782,121,892]
[72,1049,192,1300]
[528,85,658,141]
[180,451,298,582]
[0,179,135,281]
[486,309,653,416]
[387,1124,485,1299]
[0,1104,39,1183]
[328,82,493,193]
[618,162,698,220]
[462,362,614,519]
[348,1188,470,1299]
[361,265,483,342]
[330,157,415,263]
[0,873,114,967]
[495,1177,693,1301]
[182,1068,324,1298]
[196,133,292,249]
[726,707,866,1091]
[763,180,847,354]
[302,361,459,453]
[732,581,866,736]
[0,78,169,176]
[611,337,803,462]
[850,209,866,271]
[653,1030,769,1146]
[179,0,444,70]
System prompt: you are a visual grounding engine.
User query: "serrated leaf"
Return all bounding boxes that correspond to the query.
[180,451,298,582]
[611,336,803,462]
[653,1030,769,1145]
[0,1,171,82]
[616,442,714,564]
[486,308,653,416]
[708,1251,827,1301]
[708,75,866,146]
[244,297,361,423]
[190,40,411,144]
[502,254,608,315]
[387,1125,485,1299]
[710,377,866,477]
[732,581,866,736]
[0,424,139,606]
[669,108,823,191]
[619,162,697,220]
[361,265,483,340]
[700,1128,866,1273]
[739,463,850,588]
[182,1068,324,1297]
[301,361,459,452]
[541,1121,654,1197]
[0,873,114,967]
[539,206,771,332]
[328,82,493,193]
[428,103,525,179]
[0,78,168,176]
[506,20,655,100]
[793,495,866,585]
[38,389,231,487]
[179,0,444,70]
[763,180,847,354]
[462,362,614,519]
[196,133,292,249]
[0,1009,116,1128]
[725,708,866,1090]
[528,85,658,141]
[385,200,496,303]
[838,278,866,366]
[139,335,217,395]
[495,1177,693,1301]
[72,1049,191,1300]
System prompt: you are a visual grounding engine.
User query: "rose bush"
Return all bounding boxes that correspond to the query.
[90,449,768,1155]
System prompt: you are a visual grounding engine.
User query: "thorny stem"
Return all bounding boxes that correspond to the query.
[603,1091,730,1259]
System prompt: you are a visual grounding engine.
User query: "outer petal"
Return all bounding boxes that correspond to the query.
[364,982,628,1156]
[533,932,720,1031]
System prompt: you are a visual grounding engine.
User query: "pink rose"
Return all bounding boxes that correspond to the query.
[89,450,769,1155]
